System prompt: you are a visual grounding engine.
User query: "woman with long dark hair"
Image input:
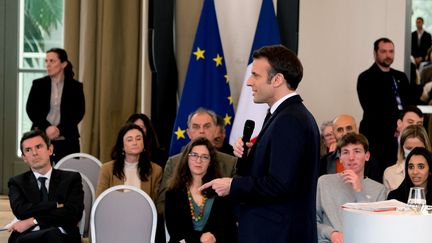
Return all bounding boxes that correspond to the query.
[388,147,432,204]
[96,123,162,201]
[165,137,237,243]
[383,124,431,191]
[126,113,167,167]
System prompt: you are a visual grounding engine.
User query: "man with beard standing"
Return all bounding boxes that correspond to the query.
[357,37,432,178]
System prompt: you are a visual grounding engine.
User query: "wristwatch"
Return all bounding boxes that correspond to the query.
[33,218,38,225]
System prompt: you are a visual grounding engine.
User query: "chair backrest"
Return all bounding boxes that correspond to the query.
[80,173,95,238]
[58,169,95,238]
[55,152,102,189]
[90,185,157,243]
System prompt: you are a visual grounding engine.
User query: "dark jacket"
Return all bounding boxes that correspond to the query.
[8,169,84,242]
[231,95,320,243]
[165,188,237,243]
[412,30,432,59]
[26,76,85,140]
[357,63,422,172]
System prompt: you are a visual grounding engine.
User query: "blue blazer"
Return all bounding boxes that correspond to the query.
[231,94,320,243]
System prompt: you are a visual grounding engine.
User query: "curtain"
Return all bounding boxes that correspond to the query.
[64,0,142,162]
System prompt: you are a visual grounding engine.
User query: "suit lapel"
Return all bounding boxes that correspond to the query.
[48,169,60,200]
[249,95,303,151]
[25,172,42,202]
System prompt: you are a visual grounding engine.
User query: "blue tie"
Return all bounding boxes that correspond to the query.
[263,109,272,126]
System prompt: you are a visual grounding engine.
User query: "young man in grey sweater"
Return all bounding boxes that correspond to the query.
[316,133,387,243]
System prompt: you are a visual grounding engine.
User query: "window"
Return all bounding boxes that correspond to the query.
[411,0,432,33]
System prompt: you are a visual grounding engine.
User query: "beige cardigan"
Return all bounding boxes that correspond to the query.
[96,160,162,203]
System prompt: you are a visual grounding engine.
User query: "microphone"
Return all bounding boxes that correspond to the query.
[242,120,255,159]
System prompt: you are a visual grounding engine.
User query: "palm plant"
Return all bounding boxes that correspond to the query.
[23,0,63,68]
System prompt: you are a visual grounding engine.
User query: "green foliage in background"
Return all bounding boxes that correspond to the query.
[24,0,63,67]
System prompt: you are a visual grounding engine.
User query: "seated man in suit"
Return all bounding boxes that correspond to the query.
[157,107,237,213]
[316,133,387,243]
[7,130,84,243]
[213,115,234,156]
[319,114,381,182]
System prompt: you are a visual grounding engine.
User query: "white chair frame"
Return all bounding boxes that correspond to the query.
[90,185,157,243]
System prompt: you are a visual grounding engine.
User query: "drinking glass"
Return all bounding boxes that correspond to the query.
[407,187,426,213]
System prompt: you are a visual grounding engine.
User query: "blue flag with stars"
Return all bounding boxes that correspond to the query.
[169,0,235,156]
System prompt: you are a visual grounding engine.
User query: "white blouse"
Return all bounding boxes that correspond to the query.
[124,161,141,189]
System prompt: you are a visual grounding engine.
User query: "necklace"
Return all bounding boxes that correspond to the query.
[187,187,207,221]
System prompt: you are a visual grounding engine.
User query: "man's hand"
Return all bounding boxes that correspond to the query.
[9,218,35,233]
[233,137,244,158]
[199,178,232,196]
[200,232,216,243]
[341,170,362,192]
[421,82,432,102]
[233,137,253,158]
[328,142,337,153]
[330,231,343,243]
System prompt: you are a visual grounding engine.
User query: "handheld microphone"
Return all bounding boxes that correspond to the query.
[242,120,255,159]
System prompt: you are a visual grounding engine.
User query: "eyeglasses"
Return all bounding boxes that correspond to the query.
[188,152,210,162]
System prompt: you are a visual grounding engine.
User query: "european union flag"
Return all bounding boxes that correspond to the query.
[169,0,235,156]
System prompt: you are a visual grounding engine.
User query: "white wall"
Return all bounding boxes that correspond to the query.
[213,0,407,128]
[298,0,407,127]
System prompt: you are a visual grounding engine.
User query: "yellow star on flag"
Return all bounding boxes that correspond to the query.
[193,47,205,60]
[174,127,186,140]
[227,96,233,105]
[224,113,232,125]
[213,54,223,66]
[224,74,229,83]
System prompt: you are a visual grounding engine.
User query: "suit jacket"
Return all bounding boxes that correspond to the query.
[412,30,432,59]
[95,160,162,202]
[357,63,422,173]
[165,188,237,243]
[26,76,85,140]
[231,95,320,243]
[157,151,237,214]
[8,169,84,241]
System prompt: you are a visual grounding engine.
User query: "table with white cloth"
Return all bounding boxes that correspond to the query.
[343,208,432,243]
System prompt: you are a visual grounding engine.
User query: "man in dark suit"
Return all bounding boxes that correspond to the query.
[357,38,432,177]
[201,45,320,243]
[412,17,432,66]
[8,130,84,243]
[213,115,234,156]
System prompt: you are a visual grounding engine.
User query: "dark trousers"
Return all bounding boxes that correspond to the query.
[51,138,80,164]
[9,227,81,243]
